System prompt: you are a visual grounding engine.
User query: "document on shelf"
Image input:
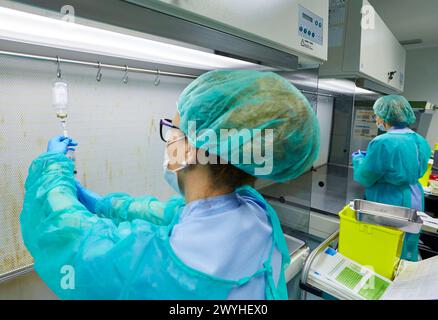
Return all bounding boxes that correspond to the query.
[381,255,438,300]
[309,248,392,300]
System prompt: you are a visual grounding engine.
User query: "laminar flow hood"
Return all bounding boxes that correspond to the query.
[126,0,329,68]
[320,0,406,94]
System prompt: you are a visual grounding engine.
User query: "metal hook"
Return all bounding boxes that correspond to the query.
[122,65,129,84]
[96,62,103,82]
[56,56,62,79]
[154,69,161,86]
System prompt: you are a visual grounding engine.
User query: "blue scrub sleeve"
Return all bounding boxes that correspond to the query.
[20,152,182,299]
[95,193,181,226]
[21,152,106,298]
[352,139,386,188]
[417,136,432,176]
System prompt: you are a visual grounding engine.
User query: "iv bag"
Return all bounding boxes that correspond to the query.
[52,80,68,114]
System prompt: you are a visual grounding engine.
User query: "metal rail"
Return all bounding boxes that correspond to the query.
[0,264,34,284]
[0,50,198,79]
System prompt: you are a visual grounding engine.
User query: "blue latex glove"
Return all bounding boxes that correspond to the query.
[47,135,78,154]
[75,180,102,214]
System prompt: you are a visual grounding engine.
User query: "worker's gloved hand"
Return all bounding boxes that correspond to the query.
[47,135,78,154]
[75,180,102,214]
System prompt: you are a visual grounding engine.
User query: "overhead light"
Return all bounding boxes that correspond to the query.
[0,6,257,70]
[319,78,378,95]
[355,86,379,95]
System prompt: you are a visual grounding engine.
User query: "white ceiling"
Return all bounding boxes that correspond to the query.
[369,0,438,49]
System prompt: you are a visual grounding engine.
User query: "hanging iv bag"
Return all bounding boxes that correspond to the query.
[52,79,76,169]
[52,80,69,136]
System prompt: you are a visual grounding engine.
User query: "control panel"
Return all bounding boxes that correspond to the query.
[298,5,324,46]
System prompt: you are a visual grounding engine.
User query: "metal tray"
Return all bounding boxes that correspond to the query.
[284,234,306,256]
[350,199,423,233]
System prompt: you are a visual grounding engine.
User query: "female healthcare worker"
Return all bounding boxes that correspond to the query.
[20,70,320,299]
[352,95,431,261]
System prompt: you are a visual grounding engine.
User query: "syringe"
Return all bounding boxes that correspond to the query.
[59,115,68,137]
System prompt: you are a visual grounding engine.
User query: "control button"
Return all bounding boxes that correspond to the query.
[312,32,315,38]
[315,21,318,26]
[319,22,322,28]
[308,30,312,35]
[299,26,303,32]
[304,28,307,34]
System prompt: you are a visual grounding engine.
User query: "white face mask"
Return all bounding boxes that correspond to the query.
[163,136,187,195]
[377,123,387,132]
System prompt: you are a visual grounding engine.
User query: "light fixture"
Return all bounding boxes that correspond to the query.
[0,6,258,70]
[319,78,378,95]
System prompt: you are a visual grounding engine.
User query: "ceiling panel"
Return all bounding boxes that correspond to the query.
[369,0,438,49]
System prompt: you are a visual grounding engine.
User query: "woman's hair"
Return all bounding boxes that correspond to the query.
[207,163,257,190]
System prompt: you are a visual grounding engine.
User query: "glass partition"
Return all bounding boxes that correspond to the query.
[313,91,356,217]
[346,98,380,206]
[314,80,380,217]
[258,68,319,240]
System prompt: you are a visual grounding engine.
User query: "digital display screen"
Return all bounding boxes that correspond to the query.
[302,13,313,23]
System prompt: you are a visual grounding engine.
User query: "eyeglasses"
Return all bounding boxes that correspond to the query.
[159,118,183,143]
